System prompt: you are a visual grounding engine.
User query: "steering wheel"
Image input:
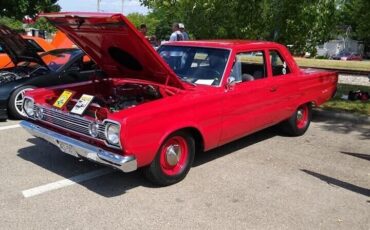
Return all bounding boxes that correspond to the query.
[205,69,221,77]
[48,61,59,69]
[194,68,221,79]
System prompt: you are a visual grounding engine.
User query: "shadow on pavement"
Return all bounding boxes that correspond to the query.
[312,113,370,140]
[18,128,277,197]
[301,169,370,197]
[18,138,154,197]
[340,151,370,162]
[193,127,277,167]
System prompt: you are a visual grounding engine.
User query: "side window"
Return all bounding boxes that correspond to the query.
[230,51,266,83]
[25,39,45,52]
[270,50,290,76]
[68,55,96,72]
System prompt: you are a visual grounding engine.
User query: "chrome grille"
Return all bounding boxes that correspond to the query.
[35,105,106,140]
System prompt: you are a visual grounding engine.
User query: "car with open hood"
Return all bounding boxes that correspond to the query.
[21,13,338,186]
[0,25,97,120]
[0,30,74,69]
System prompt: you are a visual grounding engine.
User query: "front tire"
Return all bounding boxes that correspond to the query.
[144,131,195,186]
[8,86,35,119]
[280,103,312,136]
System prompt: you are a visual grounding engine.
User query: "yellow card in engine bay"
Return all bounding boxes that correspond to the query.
[53,90,74,109]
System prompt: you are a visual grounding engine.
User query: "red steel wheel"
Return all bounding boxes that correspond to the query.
[144,131,195,186]
[296,105,309,129]
[280,103,312,136]
[159,136,189,176]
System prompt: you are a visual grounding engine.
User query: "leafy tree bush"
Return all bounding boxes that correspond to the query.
[140,0,367,55]
[0,16,23,31]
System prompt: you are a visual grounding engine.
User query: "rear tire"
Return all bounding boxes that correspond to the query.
[280,103,312,136]
[144,131,195,186]
[8,86,35,119]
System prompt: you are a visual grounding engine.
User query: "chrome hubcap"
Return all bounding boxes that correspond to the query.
[15,88,33,116]
[297,109,304,121]
[165,144,181,166]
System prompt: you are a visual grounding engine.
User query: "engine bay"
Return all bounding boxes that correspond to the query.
[52,81,167,118]
[0,65,49,84]
[93,83,162,112]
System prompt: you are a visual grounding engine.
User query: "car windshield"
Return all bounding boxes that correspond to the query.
[158,45,230,86]
[40,49,82,72]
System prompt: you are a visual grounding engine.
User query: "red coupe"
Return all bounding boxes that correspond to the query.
[21,13,338,186]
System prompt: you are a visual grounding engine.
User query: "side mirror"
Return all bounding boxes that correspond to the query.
[225,76,236,91]
[227,76,236,86]
[68,66,81,73]
[62,66,80,78]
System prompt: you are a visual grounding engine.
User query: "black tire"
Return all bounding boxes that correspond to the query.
[8,86,35,119]
[144,131,195,186]
[280,103,312,136]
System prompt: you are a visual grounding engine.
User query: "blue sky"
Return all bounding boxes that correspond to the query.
[58,0,149,15]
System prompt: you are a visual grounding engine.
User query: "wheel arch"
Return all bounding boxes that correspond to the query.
[158,126,205,154]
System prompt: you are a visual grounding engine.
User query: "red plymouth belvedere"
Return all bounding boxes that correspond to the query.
[21,13,338,186]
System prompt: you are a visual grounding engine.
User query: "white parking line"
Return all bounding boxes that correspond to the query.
[22,168,113,198]
[0,124,21,131]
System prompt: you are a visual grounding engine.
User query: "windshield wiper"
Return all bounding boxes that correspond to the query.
[179,77,196,86]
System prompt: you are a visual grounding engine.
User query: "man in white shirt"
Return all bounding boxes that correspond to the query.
[169,23,184,41]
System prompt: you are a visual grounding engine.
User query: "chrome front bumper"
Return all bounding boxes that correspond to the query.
[20,121,137,173]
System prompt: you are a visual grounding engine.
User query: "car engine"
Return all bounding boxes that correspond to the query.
[93,83,162,112]
[0,66,49,84]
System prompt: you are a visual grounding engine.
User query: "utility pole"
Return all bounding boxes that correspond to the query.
[97,0,101,12]
[121,0,124,14]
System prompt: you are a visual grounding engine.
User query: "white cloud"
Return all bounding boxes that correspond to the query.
[58,0,148,15]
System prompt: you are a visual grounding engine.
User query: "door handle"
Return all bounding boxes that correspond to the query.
[270,87,277,92]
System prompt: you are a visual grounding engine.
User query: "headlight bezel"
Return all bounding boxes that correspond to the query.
[88,122,100,138]
[23,97,35,118]
[104,120,121,148]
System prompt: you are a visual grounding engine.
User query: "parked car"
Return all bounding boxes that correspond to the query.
[331,51,362,61]
[0,25,97,120]
[0,35,54,69]
[21,13,338,186]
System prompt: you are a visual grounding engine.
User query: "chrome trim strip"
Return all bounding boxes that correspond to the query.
[20,121,137,173]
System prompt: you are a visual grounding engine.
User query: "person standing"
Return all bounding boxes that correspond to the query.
[139,24,148,37]
[169,23,184,41]
[179,23,189,41]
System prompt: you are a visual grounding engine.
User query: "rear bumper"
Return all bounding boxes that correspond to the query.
[20,120,137,172]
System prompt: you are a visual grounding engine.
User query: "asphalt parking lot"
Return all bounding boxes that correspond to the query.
[0,114,369,229]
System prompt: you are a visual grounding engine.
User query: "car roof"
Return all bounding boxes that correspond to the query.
[163,40,283,49]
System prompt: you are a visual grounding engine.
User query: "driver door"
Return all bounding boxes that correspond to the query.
[220,50,274,144]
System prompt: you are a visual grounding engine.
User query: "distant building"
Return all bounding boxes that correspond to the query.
[316,37,364,58]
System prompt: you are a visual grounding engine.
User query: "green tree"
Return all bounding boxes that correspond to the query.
[31,17,56,33]
[140,0,338,55]
[126,12,160,36]
[340,0,370,44]
[0,16,23,31]
[0,0,60,20]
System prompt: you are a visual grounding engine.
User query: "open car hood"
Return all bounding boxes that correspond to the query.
[42,12,184,89]
[0,25,48,68]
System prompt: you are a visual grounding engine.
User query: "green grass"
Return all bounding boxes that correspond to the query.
[320,84,370,115]
[294,57,370,72]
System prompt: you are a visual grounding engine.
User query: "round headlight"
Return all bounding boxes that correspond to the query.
[23,98,34,117]
[35,107,44,120]
[105,123,120,145]
[89,122,99,138]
